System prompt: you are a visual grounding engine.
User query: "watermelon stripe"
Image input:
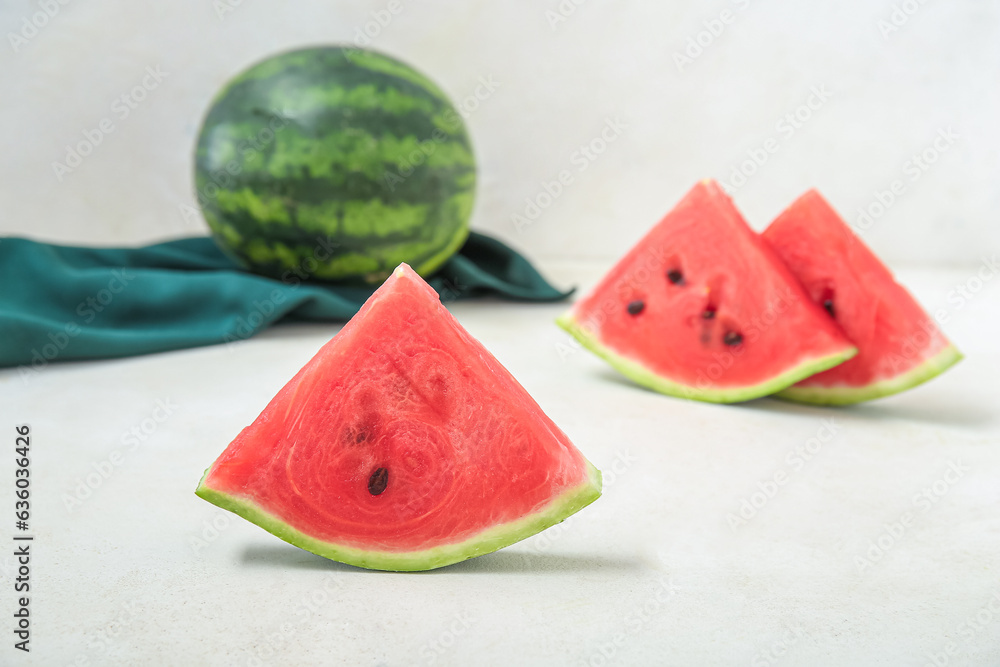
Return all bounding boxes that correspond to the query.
[206,91,461,138]
[209,58,455,127]
[196,163,475,212]
[197,116,470,181]
[222,230,471,283]
[283,83,443,117]
[202,205,452,251]
[338,48,453,106]
[269,127,469,182]
[199,187,474,279]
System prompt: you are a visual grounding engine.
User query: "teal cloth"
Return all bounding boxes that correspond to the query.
[0,232,570,369]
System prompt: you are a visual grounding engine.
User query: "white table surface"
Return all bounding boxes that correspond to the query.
[1,263,998,666]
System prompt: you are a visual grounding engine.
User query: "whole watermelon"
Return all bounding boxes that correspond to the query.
[194,46,476,283]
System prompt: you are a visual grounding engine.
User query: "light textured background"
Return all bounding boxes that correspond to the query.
[2,4,999,664]
[0,0,997,267]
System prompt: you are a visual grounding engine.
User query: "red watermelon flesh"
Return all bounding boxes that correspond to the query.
[196,264,601,571]
[557,180,857,403]
[762,189,962,404]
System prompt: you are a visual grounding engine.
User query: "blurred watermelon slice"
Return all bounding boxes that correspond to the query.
[557,180,857,403]
[762,189,962,405]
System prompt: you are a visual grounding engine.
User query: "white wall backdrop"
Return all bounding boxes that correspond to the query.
[1,0,997,267]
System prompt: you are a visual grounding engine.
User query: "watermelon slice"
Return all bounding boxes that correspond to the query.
[196,264,601,571]
[556,180,857,403]
[762,190,962,405]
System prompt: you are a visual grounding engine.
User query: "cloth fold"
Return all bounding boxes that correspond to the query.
[0,232,571,369]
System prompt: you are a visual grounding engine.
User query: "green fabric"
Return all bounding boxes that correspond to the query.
[0,232,570,370]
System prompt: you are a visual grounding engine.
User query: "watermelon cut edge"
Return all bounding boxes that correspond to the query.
[195,462,602,572]
[556,312,858,404]
[775,343,963,406]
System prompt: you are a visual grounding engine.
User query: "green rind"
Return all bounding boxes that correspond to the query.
[194,463,602,572]
[774,343,963,406]
[194,46,476,283]
[556,312,858,404]
[206,50,456,128]
[197,177,474,282]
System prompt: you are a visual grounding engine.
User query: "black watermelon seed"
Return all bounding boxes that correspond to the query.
[666,269,685,285]
[627,300,645,315]
[701,307,716,320]
[368,467,388,496]
[723,331,743,346]
[823,299,835,318]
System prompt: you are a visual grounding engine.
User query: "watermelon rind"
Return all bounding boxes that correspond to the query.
[195,462,602,572]
[774,343,963,406]
[194,46,476,284]
[411,218,469,278]
[556,312,858,404]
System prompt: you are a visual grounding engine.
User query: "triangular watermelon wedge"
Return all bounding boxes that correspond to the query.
[762,189,963,405]
[557,180,857,403]
[196,264,601,571]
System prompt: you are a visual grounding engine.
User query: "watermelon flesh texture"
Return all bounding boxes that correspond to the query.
[761,190,962,405]
[196,264,601,571]
[557,180,857,403]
